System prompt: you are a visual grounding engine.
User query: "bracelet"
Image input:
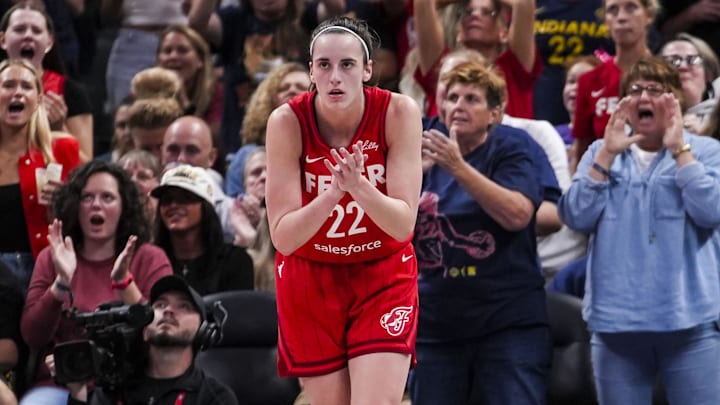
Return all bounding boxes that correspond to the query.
[591,162,611,178]
[672,143,691,159]
[54,279,72,293]
[54,279,74,306]
[111,273,134,290]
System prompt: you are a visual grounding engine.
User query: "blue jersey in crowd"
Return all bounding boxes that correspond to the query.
[534,0,613,125]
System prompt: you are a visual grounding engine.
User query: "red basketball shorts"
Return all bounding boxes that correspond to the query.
[275,243,418,377]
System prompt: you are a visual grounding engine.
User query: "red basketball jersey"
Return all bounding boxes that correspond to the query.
[572,59,621,141]
[287,87,411,263]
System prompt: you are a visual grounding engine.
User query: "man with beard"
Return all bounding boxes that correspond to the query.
[66,275,238,404]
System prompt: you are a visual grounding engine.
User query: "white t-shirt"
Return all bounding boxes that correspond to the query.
[502,115,587,277]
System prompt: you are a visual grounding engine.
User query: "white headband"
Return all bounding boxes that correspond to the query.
[309,25,370,61]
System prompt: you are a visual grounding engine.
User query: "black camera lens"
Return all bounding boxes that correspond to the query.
[54,341,99,383]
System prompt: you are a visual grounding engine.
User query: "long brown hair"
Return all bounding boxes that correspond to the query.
[157,25,215,118]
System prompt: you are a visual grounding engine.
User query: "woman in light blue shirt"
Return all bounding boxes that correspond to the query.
[559,56,720,405]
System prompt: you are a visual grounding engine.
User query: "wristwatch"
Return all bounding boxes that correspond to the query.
[672,143,691,159]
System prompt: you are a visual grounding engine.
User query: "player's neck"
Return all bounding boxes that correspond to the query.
[316,102,364,148]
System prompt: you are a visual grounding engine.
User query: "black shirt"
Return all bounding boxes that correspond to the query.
[69,365,238,405]
[170,244,254,295]
[0,183,31,253]
[64,77,92,118]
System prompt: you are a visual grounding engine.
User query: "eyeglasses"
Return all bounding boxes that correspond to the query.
[459,6,497,18]
[627,83,668,98]
[663,54,704,68]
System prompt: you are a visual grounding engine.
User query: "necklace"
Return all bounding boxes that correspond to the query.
[175,252,206,279]
[176,259,193,278]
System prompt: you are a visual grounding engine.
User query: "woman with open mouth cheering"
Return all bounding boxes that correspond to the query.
[19,161,172,404]
[0,59,80,293]
[559,56,720,404]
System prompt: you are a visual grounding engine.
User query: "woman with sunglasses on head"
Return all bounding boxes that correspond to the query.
[265,16,422,405]
[659,33,720,133]
[559,56,720,404]
[152,164,254,295]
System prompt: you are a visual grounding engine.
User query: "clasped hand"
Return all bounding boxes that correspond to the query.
[324,141,367,194]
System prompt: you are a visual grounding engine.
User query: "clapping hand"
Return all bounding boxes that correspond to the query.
[421,130,439,172]
[324,141,367,193]
[43,91,68,131]
[421,128,464,174]
[230,195,262,247]
[48,219,76,284]
[111,235,137,283]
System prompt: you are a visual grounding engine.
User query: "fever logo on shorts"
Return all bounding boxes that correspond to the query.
[380,306,413,336]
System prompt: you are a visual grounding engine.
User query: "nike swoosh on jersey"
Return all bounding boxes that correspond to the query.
[305,156,325,164]
[591,87,605,98]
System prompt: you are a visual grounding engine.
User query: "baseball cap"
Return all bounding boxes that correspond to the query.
[150,164,214,204]
[150,275,206,322]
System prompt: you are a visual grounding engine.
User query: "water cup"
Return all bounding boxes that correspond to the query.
[36,163,62,205]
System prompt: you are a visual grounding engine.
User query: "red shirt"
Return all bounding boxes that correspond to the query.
[572,59,621,140]
[414,47,542,118]
[19,137,81,257]
[42,69,66,96]
[287,87,411,263]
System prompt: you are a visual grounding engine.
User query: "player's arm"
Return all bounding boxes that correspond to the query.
[348,94,423,241]
[265,105,345,256]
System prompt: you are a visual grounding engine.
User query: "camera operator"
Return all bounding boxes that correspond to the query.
[65,275,238,404]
